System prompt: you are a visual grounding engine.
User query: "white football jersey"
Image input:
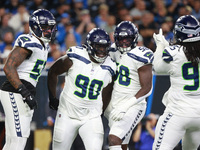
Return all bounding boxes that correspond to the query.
[60,46,116,114]
[109,44,153,107]
[14,34,49,87]
[153,45,200,117]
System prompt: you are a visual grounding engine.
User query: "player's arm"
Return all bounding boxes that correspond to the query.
[47,55,73,110]
[102,76,115,112]
[3,46,31,89]
[4,46,38,109]
[110,64,152,121]
[136,64,152,99]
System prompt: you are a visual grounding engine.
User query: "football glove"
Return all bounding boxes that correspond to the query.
[153,28,169,47]
[49,97,59,110]
[111,97,137,121]
[18,84,38,110]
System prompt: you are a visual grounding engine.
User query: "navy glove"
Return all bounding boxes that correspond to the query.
[49,97,59,110]
[18,84,38,110]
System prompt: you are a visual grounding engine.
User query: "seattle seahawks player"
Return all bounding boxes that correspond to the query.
[153,15,200,150]
[0,9,57,150]
[104,21,153,150]
[47,28,116,150]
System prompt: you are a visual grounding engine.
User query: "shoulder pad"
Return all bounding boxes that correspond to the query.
[128,46,154,64]
[162,45,180,62]
[16,34,43,50]
[102,57,117,76]
[109,43,117,52]
[67,46,90,64]
[109,47,117,53]
[66,46,85,54]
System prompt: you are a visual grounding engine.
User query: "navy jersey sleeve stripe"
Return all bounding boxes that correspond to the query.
[127,53,153,64]
[24,43,43,50]
[162,49,173,62]
[67,53,91,64]
[100,65,115,76]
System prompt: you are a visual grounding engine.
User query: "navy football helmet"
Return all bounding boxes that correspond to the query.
[29,9,57,43]
[174,15,200,43]
[114,21,139,53]
[86,28,111,63]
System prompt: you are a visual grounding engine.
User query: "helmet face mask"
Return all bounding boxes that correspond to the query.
[114,21,139,53]
[116,36,133,52]
[86,28,111,63]
[174,15,200,43]
[29,9,57,43]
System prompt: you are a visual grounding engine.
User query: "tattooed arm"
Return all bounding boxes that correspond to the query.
[3,46,31,89]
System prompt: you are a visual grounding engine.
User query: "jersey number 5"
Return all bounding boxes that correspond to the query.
[30,59,46,81]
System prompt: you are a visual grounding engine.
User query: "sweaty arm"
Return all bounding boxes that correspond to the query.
[110,65,152,121]
[102,76,115,112]
[47,55,73,98]
[136,64,153,100]
[3,46,31,89]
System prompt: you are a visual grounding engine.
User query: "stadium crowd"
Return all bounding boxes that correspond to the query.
[0,0,200,65]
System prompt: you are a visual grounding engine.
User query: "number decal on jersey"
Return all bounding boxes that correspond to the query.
[30,59,46,81]
[138,46,149,52]
[169,45,179,50]
[182,62,199,91]
[75,46,84,50]
[20,36,31,43]
[118,65,130,86]
[74,74,103,100]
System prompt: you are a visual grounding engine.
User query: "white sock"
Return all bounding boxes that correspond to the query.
[109,145,122,150]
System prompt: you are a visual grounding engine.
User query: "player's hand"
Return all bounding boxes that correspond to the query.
[49,97,59,110]
[18,84,38,109]
[110,108,126,121]
[23,94,38,109]
[153,28,169,47]
[110,97,138,121]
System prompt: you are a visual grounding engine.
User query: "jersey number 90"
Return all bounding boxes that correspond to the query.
[74,74,103,100]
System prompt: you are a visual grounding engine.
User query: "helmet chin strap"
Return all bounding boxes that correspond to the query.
[40,36,51,43]
[118,46,131,53]
[29,27,50,43]
[40,32,51,43]
[92,54,107,63]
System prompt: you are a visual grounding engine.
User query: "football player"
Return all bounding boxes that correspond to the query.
[104,21,154,150]
[153,15,200,150]
[47,28,116,150]
[0,9,57,150]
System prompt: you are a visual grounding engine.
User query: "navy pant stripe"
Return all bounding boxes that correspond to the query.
[155,113,173,149]
[9,92,22,137]
[122,110,143,141]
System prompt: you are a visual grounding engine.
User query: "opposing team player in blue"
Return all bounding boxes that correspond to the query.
[104,21,154,150]
[47,28,116,150]
[153,15,200,150]
[0,9,57,150]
